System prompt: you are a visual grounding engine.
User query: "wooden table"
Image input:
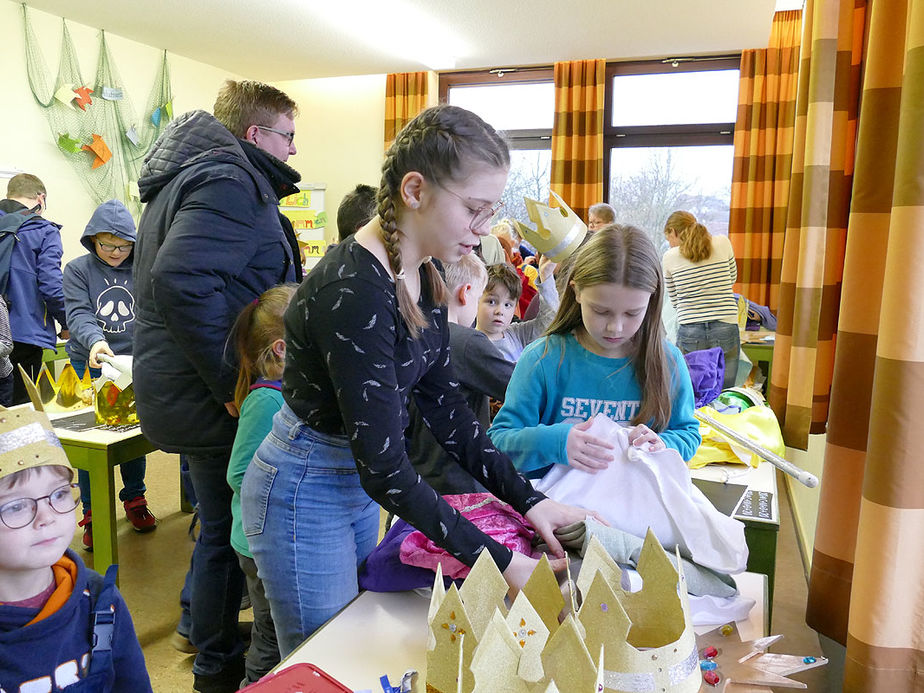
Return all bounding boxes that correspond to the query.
[277,573,768,692]
[49,410,157,575]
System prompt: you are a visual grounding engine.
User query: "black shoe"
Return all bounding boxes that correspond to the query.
[192,657,246,693]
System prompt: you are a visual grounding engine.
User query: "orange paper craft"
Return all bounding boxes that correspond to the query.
[74,86,94,110]
[82,134,112,169]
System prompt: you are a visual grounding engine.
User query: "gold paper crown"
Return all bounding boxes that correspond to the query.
[426,530,700,693]
[513,191,587,263]
[19,363,93,413]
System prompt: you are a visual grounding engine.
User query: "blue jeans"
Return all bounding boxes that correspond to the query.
[241,403,379,657]
[70,360,146,511]
[184,451,246,675]
[676,321,740,390]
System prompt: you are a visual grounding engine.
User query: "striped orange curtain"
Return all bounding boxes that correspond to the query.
[728,10,802,312]
[768,0,865,448]
[550,59,605,223]
[807,0,924,689]
[384,72,429,151]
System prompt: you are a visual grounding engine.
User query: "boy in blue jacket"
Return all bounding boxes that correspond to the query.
[0,405,152,692]
[63,200,155,550]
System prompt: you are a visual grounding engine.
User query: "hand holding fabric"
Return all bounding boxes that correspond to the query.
[565,418,615,472]
[626,423,666,453]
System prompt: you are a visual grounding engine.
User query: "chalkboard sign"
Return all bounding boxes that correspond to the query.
[734,489,774,520]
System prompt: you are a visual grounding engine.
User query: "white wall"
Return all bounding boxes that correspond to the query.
[785,433,826,570]
[0,0,242,264]
[274,75,386,243]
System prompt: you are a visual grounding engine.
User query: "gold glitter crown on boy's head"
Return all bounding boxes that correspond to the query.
[0,405,72,484]
[513,191,587,263]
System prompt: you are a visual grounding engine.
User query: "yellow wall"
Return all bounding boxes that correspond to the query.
[785,433,826,572]
[0,1,241,264]
[274,75,386,243]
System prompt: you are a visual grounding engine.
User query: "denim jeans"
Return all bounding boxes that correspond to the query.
[184,451,246,676]
[71,360,147,511]
[676,320,740,390]
[241,403,379,657]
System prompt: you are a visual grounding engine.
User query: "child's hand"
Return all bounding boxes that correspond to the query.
[89,340,114,369]
[565,419,615,473]
[627,424,665,453]
[538,254,557,282]
[502,551,567,599]
[523,497,608,558]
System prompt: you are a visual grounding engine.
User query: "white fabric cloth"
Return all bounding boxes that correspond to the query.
[533,414,748,574]
[620,569,755,626]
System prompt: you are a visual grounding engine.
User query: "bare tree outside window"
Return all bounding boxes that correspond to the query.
[609,146,733,251]
[500,150,552,225]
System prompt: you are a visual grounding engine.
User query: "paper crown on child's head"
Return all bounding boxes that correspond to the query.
[426,529,701,693]
[513,191,588,263]
[0,403,72,483]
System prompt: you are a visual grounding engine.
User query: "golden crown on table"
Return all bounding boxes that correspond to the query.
[426,530,701,693]
[19,362,137,426]
[513,191,588,263]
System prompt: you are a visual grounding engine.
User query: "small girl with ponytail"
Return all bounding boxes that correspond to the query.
[241,104,597,656]
[225,283,297,685]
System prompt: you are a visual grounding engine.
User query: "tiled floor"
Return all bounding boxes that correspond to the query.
[76,451,837,691]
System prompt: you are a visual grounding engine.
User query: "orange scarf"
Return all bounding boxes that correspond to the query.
[25,555,78,626]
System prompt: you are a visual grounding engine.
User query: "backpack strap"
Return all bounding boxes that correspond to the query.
[86,564,119,679]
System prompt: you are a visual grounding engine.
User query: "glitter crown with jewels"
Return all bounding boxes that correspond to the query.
[426,529,701,693]
[513,191,587,263]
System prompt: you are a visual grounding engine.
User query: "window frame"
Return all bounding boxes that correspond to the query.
[439,67,554,150]
[602,57,741,200]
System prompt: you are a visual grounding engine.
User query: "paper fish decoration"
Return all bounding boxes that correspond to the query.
[164,101,173,119]
[101,86,123,101]
[54,83,77,109]
[57,133,82,154]
[151,108,162,127]
[125,125,140,146]
[73,86,94,111]
[82,134,113,169]
[127,181,141,200]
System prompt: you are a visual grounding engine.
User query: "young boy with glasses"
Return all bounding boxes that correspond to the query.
[0,405,151,691]
[62,200,155,550]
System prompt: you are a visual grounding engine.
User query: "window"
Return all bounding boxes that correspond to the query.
[441,58,740,243]
[605,59,739,249]
[441,68,553,227]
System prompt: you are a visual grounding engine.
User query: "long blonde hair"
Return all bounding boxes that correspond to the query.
[378,104,510,337]
[664,210,712,263]
[230,284,298,408]
[546,225,674,430]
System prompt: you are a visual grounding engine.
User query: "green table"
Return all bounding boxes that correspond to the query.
[741,332,775,385]
[51,416,157,577]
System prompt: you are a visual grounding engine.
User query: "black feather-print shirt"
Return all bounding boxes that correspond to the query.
[282,239,545,571]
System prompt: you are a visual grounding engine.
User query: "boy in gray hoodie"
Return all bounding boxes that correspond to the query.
[63,199,156,550]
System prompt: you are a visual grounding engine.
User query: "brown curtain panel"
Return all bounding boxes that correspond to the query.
[807,0,924,689]
[768,0,865,449]
[384,72,429,151]
[550,59,605,222]
[728,10,802,313]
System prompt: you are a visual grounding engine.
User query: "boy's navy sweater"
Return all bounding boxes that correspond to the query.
[0,549,151,692]
[63,200,137,363]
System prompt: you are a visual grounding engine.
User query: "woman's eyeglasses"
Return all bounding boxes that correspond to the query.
[439,186,504,231]
[0,483,79,529]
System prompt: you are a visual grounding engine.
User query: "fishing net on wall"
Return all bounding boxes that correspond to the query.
[21,4,172,217]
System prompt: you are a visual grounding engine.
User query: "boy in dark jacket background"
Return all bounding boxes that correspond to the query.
[63,199,155,551]
[0,405,151,692]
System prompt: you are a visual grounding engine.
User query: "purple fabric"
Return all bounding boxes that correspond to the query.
[358,519,437,592]
[683,347,725,407]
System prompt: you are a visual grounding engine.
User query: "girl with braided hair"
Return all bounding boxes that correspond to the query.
[240,104,598,654]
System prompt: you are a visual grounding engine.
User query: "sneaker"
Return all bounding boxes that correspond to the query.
[123,496,157,532]
[170,630,198,654]
[78,510,93,552]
